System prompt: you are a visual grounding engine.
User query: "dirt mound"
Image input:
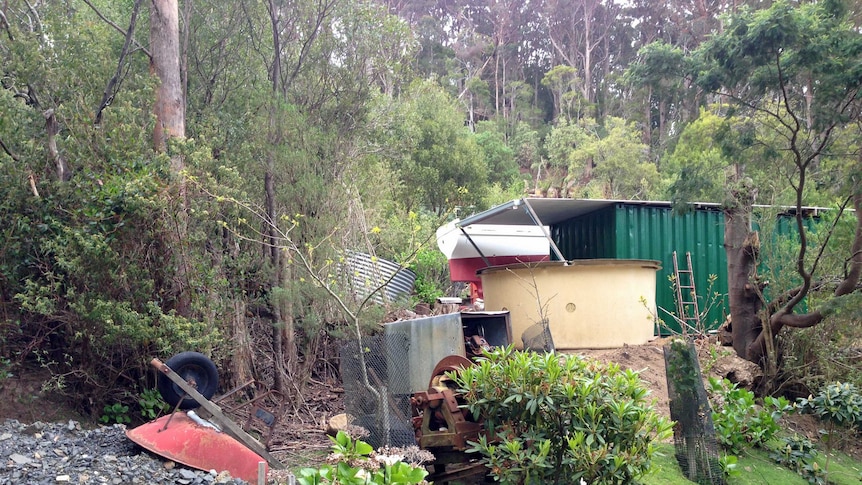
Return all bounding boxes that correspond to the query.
[572,337,762,420]
[573,340,671,417]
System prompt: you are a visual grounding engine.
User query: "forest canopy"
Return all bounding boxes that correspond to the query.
[1,0,861,412]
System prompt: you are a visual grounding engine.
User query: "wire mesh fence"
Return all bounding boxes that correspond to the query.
[663,340,725,485]
[521,318,554,352]
[340,335,416,449]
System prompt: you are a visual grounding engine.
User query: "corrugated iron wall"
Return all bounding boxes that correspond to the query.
[344,251,416,305]
[553,204,728,334]
[551,205,617,259]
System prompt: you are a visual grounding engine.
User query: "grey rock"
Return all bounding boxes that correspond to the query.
[179,468,199,479]
[0,419,253,484]
[10,452,33,464]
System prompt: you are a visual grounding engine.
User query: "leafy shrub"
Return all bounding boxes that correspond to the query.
[407,246,448,305]
[797,381,862,431]
[100,402,130,425]
[707,377,793,454]
[138,389,170,421]
[296,431,430,485]
[797,381,862,455]
[718,454,740,479]
[769,435,824,484]
[451,346,673,484]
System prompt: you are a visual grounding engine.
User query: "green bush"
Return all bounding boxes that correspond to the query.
[296,431,430,485]
[797,381,862,459]
[707,377,793,454]
[138,388,170,421]
[407,246,448,305]
[452,347,673,484]
[769,435,824,484]
[100,402,130,425]
[797,382,862,431]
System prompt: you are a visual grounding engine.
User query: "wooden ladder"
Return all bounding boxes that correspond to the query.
[672,251,701,333]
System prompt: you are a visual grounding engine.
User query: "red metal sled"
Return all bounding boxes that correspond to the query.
[125,358,284,483]
[126,411,266,483]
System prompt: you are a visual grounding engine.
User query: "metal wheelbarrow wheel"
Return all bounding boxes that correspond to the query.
[157,351,219,409]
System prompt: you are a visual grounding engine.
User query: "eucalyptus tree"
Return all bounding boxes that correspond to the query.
[624,41,687,157]
[545,116,655,199]
[539,0,621,120]
[689,0,862,373]
[250,0,420,394]
[383,80,489,216]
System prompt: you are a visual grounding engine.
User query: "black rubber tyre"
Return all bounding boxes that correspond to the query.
[157,351,219,410]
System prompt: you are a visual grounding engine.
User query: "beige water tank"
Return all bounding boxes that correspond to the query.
[478,259,661,350]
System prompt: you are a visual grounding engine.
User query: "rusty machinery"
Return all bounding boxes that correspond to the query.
[410,335,493,482]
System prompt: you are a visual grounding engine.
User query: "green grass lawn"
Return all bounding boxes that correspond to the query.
[643,443,862,485]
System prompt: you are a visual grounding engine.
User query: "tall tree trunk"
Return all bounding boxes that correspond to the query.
[266,0,293,394]
[151,0,185,153]
[644,86,652,147]
[724,180,762,361]
[151,0,190,316]
[44,109,70,181]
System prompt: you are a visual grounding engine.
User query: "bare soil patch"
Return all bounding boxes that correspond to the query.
[0,368,93,425]
[572,339,672,419]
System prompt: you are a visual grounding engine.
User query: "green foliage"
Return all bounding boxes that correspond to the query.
[475,122,519,186]
[718,454,740,479]
[707,377,793,454]
[624,41,685,94]
[769,435,824,484]
[296,431,429,485]
[100,402,130,425]
[546,116,658,199]
[797,382,862,440]
[690,0,862,204]
[408,247,448,305]
[0,357,13,381]
[138,389,170,421]
[452,346,673,484]
[384,80,489,215]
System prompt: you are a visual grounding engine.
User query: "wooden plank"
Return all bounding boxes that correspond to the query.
[150,358,285,469]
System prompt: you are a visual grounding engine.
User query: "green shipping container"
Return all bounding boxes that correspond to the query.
[551,203,728,334]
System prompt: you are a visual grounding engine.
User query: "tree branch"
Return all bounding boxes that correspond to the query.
[0,9,14,41]
[0,136,19,161]
[95,0,144,124]
[834,191,862,295]
[772,311,823,329]
[44,109,71,182]
[80,0,151,58]
[23,0,42,32]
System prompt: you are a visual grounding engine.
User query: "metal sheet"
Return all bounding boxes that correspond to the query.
[344,251,416,305]
[614,204,727,333]
[125,412,266,483]
[384,313,466,394]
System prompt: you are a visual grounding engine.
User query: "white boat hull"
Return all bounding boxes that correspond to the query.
[436,221,550,285]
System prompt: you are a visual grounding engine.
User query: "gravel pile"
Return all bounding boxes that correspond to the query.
[0,419,251,484]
